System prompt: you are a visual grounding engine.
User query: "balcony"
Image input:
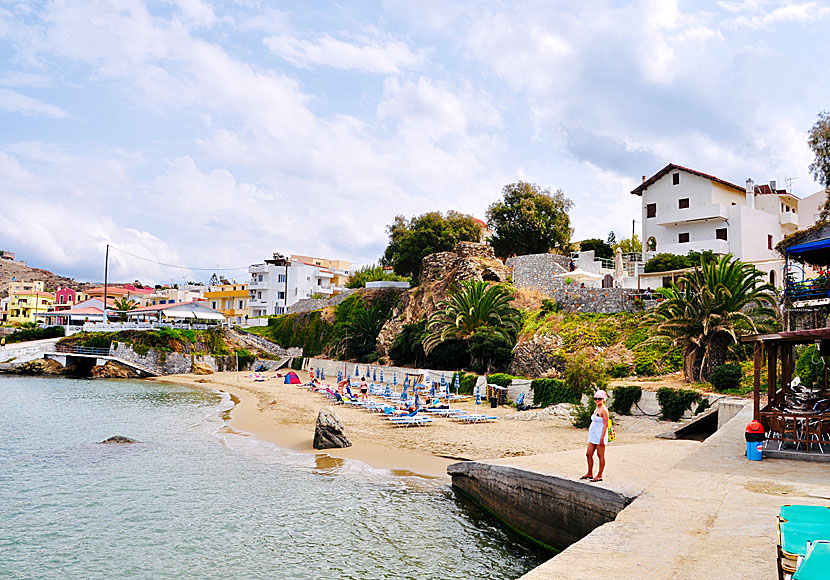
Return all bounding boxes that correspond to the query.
[654,238,730,257]
[779,211,798,230]
[656,204,729,226]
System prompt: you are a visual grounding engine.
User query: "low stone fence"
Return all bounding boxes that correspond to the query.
[550,287,639,313]
[110,342,238,375]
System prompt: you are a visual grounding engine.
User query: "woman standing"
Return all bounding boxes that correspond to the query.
[581,390,609,483]
[359,376,369,402]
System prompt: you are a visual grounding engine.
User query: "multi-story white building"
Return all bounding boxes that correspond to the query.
[290,255,351,293]
[632,163,800,287]
[248,254,334,317]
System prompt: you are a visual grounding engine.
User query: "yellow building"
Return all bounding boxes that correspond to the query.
[8,287,55,325]
[203,282,251,324]
[290,255,352,291]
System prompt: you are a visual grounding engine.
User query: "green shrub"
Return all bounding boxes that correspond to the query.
[6,325,64,343]
[795,345,822,389]
[571,399,596,428]
[608,362,631,378]
[634,351,659,376]
[530,378,581,407]
[695,398,711,415]
[450,372,479,395]
[655,387,701,422]
[234,348,257,370]
[710,363,743,391]
[563,353,608,395]
[486,373,515,388]
[610,386,642,415]
[540,299,559,314]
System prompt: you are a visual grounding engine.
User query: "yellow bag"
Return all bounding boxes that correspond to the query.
[607,418,616,442]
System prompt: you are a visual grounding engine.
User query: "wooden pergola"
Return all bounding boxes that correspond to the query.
[741,328,830,420]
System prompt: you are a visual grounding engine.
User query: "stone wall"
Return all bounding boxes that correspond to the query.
[551,287,638,313]
[287,289,358,314]
[110,342,237,375]
[506,253,570,294]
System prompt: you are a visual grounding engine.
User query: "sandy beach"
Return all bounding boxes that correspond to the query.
[154,369,671,478]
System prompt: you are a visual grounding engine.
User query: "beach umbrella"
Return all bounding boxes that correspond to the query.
[380,369,384,384]
[475,385,481,406]
[393,372,398,386]
[429,383,436,398]
[414,391,420,409]
[373,369,377,383]
[320,368,325,380]
[441,372,446,387]
[385,383,392,398]
[337,370,343,382]
[453,373,460,395]
[355,364,360,377]
[400,381,408,400]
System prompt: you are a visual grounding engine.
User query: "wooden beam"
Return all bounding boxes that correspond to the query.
[767,343,777,409]
[754,342,762,421]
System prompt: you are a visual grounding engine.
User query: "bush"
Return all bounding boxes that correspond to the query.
[610,386,642,415]
[234,348,257,370]
[7,325,64,343]
[486,373,515,388]
[710,363,743,392]
[655,387,701,422]
[795,345,822,389]
[634,351,659,376]
[540,299,559,314]
[571,399,596,428]
[451,371,479,395]
[563,353,608,395]
[530,378,582,407]
[608,362,631,378]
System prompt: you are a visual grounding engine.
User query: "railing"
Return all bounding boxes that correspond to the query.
[55,344,111,356]
[785,277,830,302]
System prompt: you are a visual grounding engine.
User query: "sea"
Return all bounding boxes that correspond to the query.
[0,376,546,579]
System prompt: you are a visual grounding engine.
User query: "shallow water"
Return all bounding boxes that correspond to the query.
[0,376,546,579]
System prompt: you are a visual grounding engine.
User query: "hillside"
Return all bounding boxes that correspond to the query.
[0,258,91,298]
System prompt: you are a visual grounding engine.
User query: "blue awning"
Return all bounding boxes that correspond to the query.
[787,238,830,254]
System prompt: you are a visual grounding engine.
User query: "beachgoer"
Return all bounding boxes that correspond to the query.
[581,390,609,483]
[359,376,369,402]
[0,337,5,349]
[309,369,315,380]
[569,259,575,272]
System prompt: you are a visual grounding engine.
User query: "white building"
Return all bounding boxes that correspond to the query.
[797,190,827,230]
[632,164,800,287]
[248,254,334,317]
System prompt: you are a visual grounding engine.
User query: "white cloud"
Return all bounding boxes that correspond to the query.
[0,88,69,117]
[264,33,424,74]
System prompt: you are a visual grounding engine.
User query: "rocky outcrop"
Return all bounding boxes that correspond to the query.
[510,332,565,378]
[99,435,140,444]
[313,407,352,449]
[9,358,67,375]
[376,242,511,356]
[191,362,214,375]
[90,361,138,379]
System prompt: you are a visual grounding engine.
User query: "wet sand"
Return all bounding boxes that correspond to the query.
[153,369,668,478]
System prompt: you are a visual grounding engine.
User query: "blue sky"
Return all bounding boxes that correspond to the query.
[1,0,828,284]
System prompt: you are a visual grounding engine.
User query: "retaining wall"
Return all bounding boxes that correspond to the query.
[448,462,634,551]
[110,342,237,375]
[286,289,358,314]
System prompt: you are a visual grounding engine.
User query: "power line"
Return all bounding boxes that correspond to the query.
[108,245,250,272]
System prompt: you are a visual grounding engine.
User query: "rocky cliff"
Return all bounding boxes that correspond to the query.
[375,242,511,356]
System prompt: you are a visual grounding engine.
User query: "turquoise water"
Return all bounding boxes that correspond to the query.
[0,376,545,579]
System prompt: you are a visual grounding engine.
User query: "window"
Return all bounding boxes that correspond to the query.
[678,232,690,243]
[211,301,218,309]
[238,300,244,309]
[768,235,773,250]
[646,203,657,218]
[277,291,285,300]
[317,279,322,286]
[678,198,689,209]
[258,275,263,282]
[770,270,776,286]
[716,228,727,240]
[275,306,284,315]
[672,173,680,185]
[277,274,286,283]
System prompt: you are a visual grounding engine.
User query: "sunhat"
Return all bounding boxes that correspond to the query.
[594,390,607,400]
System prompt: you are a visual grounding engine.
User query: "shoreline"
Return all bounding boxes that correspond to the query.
[151,368,673,480]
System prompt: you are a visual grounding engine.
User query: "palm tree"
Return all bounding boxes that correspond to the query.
[423,280,520,356]
[113,297,138,322]
[643,254,779,382]
[332,304,387,361]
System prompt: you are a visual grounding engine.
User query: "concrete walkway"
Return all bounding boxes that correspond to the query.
[494,405,830,580]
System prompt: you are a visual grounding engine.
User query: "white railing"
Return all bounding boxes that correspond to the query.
[79,322,213,333]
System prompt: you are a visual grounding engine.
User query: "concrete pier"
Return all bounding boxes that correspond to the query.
[451,405,830,579]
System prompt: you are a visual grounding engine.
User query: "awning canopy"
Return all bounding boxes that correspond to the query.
[555,268,604,282]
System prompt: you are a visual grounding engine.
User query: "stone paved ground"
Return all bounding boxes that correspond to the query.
[491,405,830,580]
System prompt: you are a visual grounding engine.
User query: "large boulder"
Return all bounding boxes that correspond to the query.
[192,362,214,375]
[11,358,66,375]
[99,435,140,444]
[313,407,352,449]
[90,361,137,379]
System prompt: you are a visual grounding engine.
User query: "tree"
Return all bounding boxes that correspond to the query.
[113,297,138,322]
[579,238,613,260]
[382,211,481,283]
[486,182,573,259]
[614,234,642,254]
[642,255,778,382]
[423,280,520,356]
[808,111,830,219]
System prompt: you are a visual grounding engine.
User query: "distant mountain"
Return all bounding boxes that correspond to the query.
[0,258,92,298]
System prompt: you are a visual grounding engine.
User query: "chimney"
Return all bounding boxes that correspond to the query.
[642,175,646,183]
[769,180,777,192]
[746,178,755,208]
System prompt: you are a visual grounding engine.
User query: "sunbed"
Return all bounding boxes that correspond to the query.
[389,416,433,427]
[453,413,497,423]
[793,540,830,579]
[777,506,830,577]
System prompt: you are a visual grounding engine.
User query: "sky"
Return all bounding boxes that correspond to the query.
[1,0,828,285]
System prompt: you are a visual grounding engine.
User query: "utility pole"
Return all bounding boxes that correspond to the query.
[103,244,109,324]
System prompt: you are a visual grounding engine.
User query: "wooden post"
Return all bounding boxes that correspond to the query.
[754,342,762,421]
[767,342,777,410]
[781,344,792,394]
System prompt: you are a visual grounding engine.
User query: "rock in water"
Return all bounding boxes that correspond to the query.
[313,407,351,449]
[99,435,140,444]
